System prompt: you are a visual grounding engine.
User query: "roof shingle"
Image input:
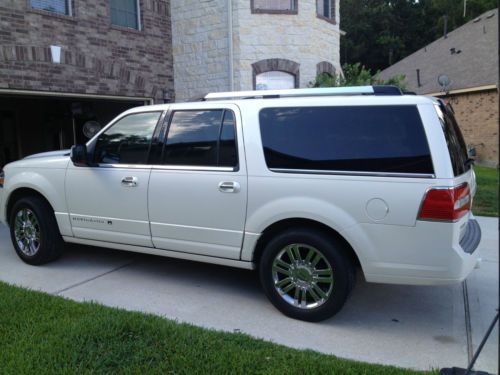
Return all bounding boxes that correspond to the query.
[379,8,498,94]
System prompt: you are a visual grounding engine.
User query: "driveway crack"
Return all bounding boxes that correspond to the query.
[54,260,136,295]
[462,280,473,362]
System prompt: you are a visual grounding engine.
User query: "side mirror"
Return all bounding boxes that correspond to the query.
[70,145,89,167]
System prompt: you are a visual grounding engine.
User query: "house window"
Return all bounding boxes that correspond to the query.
[252,58,300,89]
[31,0,71,15]
[317,0,336,22]
[256,71,296,90]
[111,0,141,30]
[251,0,298,14]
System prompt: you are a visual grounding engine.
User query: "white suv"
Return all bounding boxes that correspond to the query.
[0,86,482,321]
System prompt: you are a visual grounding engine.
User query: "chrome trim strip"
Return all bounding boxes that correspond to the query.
[96,164,236,172]
[152,165,236,172]
[98,164,153,169]
[269,168,435,179]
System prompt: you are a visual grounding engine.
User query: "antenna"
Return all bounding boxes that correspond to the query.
[438,74,451,93]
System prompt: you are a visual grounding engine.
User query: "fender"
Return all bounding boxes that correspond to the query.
[3,168,72,236]
[242,196,372,269]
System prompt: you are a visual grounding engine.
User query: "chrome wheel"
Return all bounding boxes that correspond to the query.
[14,208,41,256]
[272,244,334,309]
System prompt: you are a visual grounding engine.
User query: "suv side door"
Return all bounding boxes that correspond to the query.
[148,104,247,260]
[65,110,164,247]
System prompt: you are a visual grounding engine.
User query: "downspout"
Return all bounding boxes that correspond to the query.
[228,0,234,91]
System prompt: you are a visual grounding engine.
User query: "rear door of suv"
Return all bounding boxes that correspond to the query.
[148,103,247,260]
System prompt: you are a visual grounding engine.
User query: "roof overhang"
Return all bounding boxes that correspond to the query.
[426,84,498,97]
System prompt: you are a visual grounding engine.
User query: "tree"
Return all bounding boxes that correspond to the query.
[340,0,497,72]
[310,63,407,90]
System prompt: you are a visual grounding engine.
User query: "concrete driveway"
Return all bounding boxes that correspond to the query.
[0,217,497,373]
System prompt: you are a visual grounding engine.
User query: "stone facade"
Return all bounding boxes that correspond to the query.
[171,0,231,101]
[447,89,499,166]
[171,0,341,101]
[233,0,341,91]
[0,0,174,102]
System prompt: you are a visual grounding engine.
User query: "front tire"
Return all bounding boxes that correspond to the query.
[9,196,63,265]
[259,228,355,322]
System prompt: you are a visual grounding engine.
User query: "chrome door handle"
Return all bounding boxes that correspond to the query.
[218,181,240,193]
[121,176,138,187]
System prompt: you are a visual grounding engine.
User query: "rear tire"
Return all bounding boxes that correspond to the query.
[259,228,355,322]
[9,196,63,265]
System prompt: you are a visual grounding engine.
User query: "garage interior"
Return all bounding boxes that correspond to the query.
[0,94,147,169]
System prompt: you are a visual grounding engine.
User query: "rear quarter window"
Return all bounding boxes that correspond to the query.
[259,105,434,175]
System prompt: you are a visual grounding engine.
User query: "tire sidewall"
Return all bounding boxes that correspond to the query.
[259,229,352,322]
[9,198,50,264]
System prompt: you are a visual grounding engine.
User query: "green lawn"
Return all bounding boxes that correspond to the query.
[0,282,432,374]
[473,166,499,217]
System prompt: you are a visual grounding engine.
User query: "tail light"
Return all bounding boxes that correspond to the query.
[418,183,471,222]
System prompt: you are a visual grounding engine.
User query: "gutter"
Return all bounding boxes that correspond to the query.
[427,84,498,97]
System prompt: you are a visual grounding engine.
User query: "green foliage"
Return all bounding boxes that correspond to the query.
[0,282,432,374]
[341,0,497,72]
[311,63,407,90]
[473,166,499,217]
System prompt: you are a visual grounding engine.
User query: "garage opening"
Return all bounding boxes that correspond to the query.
[0,94,148,169]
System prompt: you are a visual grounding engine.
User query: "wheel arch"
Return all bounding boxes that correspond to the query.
[6,187,54,224]
[251,218,363,272]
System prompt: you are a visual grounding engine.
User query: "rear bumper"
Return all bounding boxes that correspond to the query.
[345,217,482,286]
[460,219,481,254]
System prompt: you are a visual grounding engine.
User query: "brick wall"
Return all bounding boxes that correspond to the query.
[0,0,173,103]
[449,89,498,166]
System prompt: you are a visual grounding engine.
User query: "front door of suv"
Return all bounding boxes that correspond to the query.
[65,111,163,247]
[148,105,247,260]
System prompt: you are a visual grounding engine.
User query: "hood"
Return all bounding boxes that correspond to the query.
[4,149,71,170]
[24,150,71,159]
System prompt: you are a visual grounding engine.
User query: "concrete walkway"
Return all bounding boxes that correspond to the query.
[0,217,497,373]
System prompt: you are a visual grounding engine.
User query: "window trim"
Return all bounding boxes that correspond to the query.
[160,109,240,171]
[29,0,73,17]
[316,0,336,25]
[109,0,142,31]
[90,110,164,167]
[250,0,298,15]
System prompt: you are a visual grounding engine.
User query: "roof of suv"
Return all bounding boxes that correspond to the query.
[123,86,436,115]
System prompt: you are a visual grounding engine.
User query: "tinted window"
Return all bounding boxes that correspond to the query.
[94,112,161,164]
[435,103,471,176]
[164,110,238,168]
[259,106,433,174]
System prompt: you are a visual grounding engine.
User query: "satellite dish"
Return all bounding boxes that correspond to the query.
[438,74,451,91]
[82,121,102,139]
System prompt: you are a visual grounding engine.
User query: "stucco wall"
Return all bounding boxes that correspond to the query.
[233,0,341,90]
[448,89,499,166]
[171,0,230,102]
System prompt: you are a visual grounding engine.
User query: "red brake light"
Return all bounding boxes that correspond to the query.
[418,183,471,221]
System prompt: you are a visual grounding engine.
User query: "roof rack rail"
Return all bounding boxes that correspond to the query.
[203,85,403,101]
